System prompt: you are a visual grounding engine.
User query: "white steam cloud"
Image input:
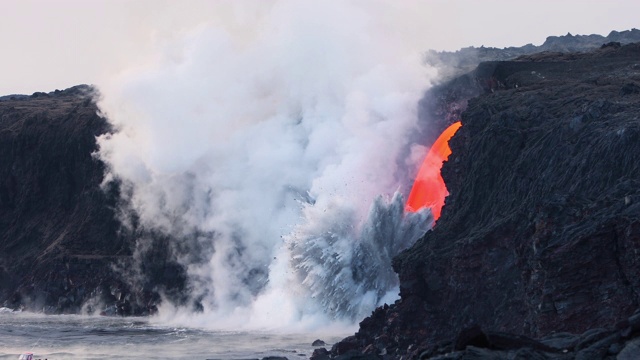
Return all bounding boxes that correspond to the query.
[96,1,436,330]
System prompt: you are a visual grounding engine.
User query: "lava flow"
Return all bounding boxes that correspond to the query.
[406,121,462,220]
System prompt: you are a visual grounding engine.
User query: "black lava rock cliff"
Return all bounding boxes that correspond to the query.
[0,86,184,315]
[328,43,640,359]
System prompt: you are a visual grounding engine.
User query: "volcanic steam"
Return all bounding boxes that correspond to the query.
[96,1,442,329]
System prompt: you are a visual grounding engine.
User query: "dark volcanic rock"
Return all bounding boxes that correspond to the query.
[0,86,183,314]
[310,348,331,360]
[425,28,640,81]
[335,43,640,359]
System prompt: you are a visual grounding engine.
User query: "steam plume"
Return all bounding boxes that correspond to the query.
[96,1,435,329]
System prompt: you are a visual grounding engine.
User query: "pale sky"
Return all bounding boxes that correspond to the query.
[1,0,638,95]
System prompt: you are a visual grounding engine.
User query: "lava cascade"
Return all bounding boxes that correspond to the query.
[405,121,461,220]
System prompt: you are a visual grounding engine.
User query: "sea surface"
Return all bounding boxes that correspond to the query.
[0,312,346,360]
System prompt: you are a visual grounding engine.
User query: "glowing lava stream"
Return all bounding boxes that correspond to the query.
[406,121,462,220]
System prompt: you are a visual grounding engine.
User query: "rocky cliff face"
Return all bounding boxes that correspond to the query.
[0,86,185,315]
[329,43,640,359]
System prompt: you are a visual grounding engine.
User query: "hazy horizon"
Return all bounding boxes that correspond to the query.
[1,0,639,95]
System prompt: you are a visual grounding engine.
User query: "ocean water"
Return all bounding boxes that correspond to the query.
[0,312,347,360]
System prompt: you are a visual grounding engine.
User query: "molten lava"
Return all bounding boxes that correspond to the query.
[406,121,462,220]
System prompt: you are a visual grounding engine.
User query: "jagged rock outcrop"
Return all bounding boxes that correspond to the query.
[322,310,640,359]
[425,28,640,81]
[0,86,184,314]
[331,42,640,359]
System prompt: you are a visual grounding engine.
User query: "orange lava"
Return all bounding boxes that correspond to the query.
[406,121,462,220]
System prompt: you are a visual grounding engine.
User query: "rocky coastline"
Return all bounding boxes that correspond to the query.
[323,42,640,359]
[2,31,640,360]
[0,86,185,316]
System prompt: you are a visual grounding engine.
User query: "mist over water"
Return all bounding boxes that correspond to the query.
[96,1,436,329]
[0,312,346,359]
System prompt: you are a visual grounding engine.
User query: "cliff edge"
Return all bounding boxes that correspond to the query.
[330,42,640,359]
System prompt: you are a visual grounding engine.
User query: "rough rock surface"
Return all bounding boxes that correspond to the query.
[317,310,640,359]
[0,86,184,314]
[425,28,640,81]
[331,43,640,359]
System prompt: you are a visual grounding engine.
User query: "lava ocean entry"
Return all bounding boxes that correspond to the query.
[406,121,462,220]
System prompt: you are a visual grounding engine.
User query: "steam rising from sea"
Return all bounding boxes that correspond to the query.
[96,1,436,330]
